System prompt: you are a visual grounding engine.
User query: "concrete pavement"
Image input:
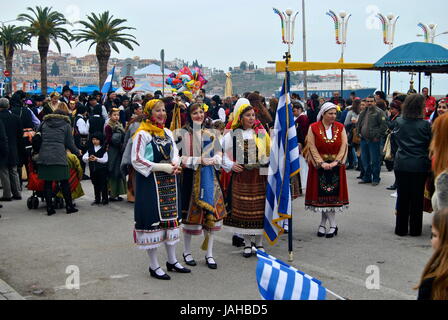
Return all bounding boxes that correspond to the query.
[0,168,433,300]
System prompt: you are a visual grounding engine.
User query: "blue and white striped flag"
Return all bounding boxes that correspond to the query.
[256,250,326,300]
[101,66,115,103]
[264,71,300,245]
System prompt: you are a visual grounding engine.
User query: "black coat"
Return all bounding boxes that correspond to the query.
[37,114,79,166]
[0,109,23,166]
[0,120,8,167]
[392,117,431,173]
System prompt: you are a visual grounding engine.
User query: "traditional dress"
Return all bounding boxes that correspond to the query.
[305,121,349,212]
[222,127,269,235]
[131,127,181,249]
[105,120,127,198]
[181,129,227,237]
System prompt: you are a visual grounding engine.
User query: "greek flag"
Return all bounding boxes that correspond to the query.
[256,250,326,300]
[101,66,115,103]
[264,71,300,245]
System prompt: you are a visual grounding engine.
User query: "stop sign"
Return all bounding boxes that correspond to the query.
[121,76,135,92]
[4,70,11,77]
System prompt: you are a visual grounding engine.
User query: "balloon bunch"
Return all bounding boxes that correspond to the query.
[166,66,208,94]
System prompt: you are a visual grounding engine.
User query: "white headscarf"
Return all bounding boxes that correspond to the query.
[233,98,251,119]
[316,102,337,122]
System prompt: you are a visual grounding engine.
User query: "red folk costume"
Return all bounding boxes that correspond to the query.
[305,121,349,212]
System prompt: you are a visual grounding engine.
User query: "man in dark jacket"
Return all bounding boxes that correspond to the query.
[0,120,8,212]
[356,95,388,186]
[0,98,23,201]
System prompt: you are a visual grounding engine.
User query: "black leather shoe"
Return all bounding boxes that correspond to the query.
[243,246,253,258]
[326,226,338,238]
[166,262,191,273]
[149,267,170,280]
[386,185,397,190]
[205,256,217,269]
[183,253,197,266]
[317,225,326,237]
[66,206,78,214]
[47,207,56,216]
[358,180,372,184]
[232,235,245,247]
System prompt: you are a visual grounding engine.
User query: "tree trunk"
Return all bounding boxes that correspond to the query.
[38,36,50,96]
[4,46,14,95]
[97,43,111,90]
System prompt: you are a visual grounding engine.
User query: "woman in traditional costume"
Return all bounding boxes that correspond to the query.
[304,102,349,238]
[222,103,270,258]
[180,103,227,269]
[131,99,190,280]
[105,108,127,202]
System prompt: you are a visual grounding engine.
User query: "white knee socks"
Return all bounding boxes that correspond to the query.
[320,212,328,228]
[183,233,194,262]
[165,243,184,269]
[326,210,337,228]
[147,249,165,276]
[206,233,215,264]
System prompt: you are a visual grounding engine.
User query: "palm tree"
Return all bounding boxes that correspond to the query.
[73,11,139,88]
[0,25,31,95]
[18,6,71,95]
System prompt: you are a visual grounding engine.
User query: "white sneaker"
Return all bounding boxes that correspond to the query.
[390,192,398,198]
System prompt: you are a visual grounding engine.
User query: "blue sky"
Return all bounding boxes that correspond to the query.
[2,0,448,94]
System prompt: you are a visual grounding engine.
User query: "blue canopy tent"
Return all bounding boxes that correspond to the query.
[27,85,117,96]
[373,42,448,94]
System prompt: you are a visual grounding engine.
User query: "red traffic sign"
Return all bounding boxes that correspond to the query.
[4,70,11,77]
[121,76,135,92]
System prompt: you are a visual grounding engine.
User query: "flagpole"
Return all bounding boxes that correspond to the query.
[326,289,346,300]
[285,43,294,263]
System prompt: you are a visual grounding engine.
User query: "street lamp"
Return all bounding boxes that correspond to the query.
[327,9,351,99]
[377,13,399,51]
[417,23,448,43]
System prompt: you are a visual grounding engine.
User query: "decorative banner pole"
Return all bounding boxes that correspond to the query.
[377,13,399,51]
[273,7,298,262]
[327,9,351,98]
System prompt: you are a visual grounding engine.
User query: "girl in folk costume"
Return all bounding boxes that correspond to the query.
[131,99,190,280]
[105,108,127,201]
[180,103,227,269]
[73,105,90,179]
[222,103,271,258]
[304,102,349,238]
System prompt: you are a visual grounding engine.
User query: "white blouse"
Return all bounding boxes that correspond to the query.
[82,145,108,164]
[131,128,180,178]
[222,128,256,173]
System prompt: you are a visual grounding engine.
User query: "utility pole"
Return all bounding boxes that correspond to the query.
[302,0,308,100]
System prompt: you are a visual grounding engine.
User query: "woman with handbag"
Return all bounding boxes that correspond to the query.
[344,98,362,170]
[105,108,127,202]
[393,94,432,237]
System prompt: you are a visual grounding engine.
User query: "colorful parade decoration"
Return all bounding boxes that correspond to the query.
[165,66,208,94]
